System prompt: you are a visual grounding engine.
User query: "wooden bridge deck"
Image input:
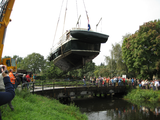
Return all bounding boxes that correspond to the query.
[30,85,126,99]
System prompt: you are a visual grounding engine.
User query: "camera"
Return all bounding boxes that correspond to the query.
[0,65,8,73]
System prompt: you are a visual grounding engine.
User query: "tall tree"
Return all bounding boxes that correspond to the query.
[78,61,95,79]
[19,53,46,74]
[122,20,160,79]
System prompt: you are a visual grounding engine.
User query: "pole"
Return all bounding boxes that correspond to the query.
[96,17,102,31]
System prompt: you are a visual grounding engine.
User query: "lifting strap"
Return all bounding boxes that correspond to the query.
[76,0,80,27]
[83,0,89,23]
[62,0,68,35]
[51,0,64,51]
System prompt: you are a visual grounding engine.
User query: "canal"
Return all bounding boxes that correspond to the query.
[73,97,160,120]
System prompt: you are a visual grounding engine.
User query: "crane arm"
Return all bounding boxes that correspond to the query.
[0,0,15,61]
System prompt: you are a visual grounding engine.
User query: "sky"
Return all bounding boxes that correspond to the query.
[2,0,160,65]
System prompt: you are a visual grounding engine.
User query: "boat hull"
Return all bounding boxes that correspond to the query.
[50,29,109,71]
[50,40,100,71]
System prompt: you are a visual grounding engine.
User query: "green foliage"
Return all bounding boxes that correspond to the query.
[42,61,64,79]
[104,43,129,78]
[35,75,46,80]
[124,88,160,102]
[3,56,12,58]
[82,61,95,78]
[94,65,110,78]
[1,90,88,120]
[122,19,160,79]
[13,55,23,64]
[18,53,46,74]
[65,61,96,80]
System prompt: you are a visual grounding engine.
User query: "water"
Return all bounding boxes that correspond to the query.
[73,97,160,120]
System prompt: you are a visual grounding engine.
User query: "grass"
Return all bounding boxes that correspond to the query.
[1,90,88,120]
[124,87,160,102]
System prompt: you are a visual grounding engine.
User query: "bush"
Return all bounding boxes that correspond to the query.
[124,89,160,102]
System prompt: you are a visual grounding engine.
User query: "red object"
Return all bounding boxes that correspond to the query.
[123,78,125,83]
[26,74,31,82]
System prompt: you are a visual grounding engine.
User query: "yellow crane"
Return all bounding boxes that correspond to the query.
[0,0,17,72]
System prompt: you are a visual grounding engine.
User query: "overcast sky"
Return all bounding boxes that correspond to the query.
[2,0,160,65]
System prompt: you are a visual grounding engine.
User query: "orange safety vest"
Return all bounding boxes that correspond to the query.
[9,72,16,84]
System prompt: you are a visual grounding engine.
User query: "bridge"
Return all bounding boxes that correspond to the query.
[22,80,128,103]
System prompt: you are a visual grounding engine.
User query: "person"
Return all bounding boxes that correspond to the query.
[131,78,134,86]
[0,67,14,111]
[15,73,20,89]
[26,73,31,89]
[118,77,122,86]
[22,74,27,83]
[149,80,154,90]
[26,73,31,82]
[125,78,128,85]
[99,76,102,87]
[0,65,15,120]
[83,76,86,87]
[94,77,96,85]
[154,79,159,90]
[139,82,142,89]
[141,80,145,89]
[9,69,16,89]
[22,74,27,89]
[33,74,36,82]
[111,78,114,86]
[90,77,92,83]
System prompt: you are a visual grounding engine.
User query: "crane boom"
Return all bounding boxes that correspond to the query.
[0,0,15,60]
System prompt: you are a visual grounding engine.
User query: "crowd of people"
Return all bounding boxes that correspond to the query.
[87,76,160,90]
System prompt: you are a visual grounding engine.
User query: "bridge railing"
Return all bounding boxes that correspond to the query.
[21,79,88,91]
[20,79,139,93]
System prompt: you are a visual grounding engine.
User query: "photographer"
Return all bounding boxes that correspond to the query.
[0,65,15,120]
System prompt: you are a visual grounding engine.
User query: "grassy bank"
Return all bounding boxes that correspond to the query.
[1,90,88,120]
[124,88,160,102]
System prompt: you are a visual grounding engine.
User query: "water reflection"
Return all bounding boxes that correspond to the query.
[73,97,160,120]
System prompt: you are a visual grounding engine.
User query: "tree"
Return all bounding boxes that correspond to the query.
[3,56,11,58]
[122,20,160,79]
[43,61,64,79]
[13,55,23,64]
[74,61,96,79]
[18,53,46,74]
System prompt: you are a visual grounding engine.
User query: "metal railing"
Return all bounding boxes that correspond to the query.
[19,79,160,93]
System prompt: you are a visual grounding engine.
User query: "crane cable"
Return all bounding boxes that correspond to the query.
[61,0,68,55]
[51,0,64,52]
[76,0,79,20]
[62,0,68,35]
[76,0,80,28]
[83,0,89,24]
